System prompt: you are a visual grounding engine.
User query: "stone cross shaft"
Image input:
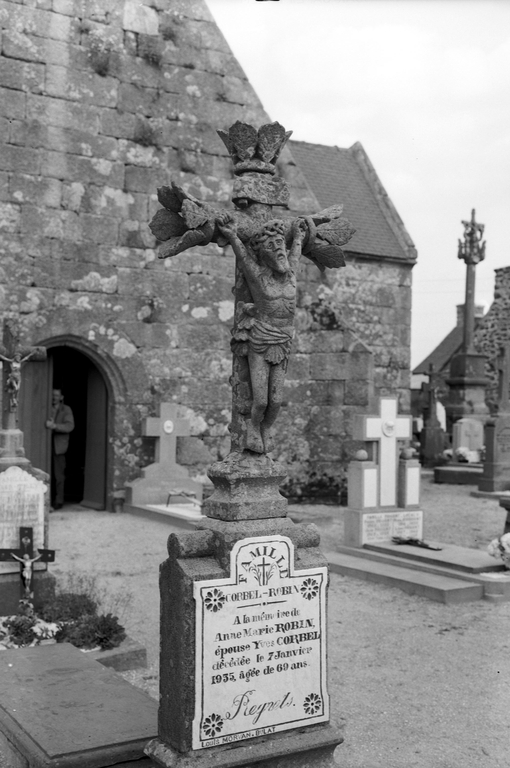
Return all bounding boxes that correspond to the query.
[355,397,412,507]
[497,346,510,414]
[0,321,47,430]
[457,209,486,354]
[142,403,191,471]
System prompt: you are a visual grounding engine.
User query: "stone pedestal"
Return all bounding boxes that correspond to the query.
[147,449,341,767]
[146,724,342,768]
[479,416,510,493]
[203,451,288,521]
[445,352,489,428]
[0,428,30,468]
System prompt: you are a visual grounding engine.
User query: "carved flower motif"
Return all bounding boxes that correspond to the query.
[202,713,224,738]
[204,588,226,612]
[300,578,319,600]
[303,693,322,715]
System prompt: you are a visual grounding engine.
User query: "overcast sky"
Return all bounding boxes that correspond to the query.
[205,0,510,370]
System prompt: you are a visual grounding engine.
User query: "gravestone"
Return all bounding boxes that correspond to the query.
[480,346,510,493]
[0,322,53,613]
[0,466,52,613]
[452,417,484,462]
[344,396,423,547]
[124,403,205,526]
[145,119,353,767]
[419,365,446,467]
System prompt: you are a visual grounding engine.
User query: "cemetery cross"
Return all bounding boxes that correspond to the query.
[0,320,47,432]
[0,526,55,598]
[144,122,356,765]
[457,209,486,354]
[149,121,356,457]
[356,397,412,507]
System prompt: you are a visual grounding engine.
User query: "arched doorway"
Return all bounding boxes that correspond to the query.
[19,345,108,510]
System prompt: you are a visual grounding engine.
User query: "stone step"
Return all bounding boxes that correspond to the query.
[332,544,490,584]
[365,541,503,573]
[326,550,484,604]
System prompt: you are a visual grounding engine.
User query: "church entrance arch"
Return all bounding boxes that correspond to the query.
[19,339,120,511]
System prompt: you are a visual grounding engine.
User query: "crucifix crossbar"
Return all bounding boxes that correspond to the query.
[355,397,412,507]
[0,526,55,564]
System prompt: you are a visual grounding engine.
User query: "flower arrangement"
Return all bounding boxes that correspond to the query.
[487,533,510,569]
[455,446,470,463]
[0,575,130,651]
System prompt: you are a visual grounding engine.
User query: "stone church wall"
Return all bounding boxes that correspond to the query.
[0,0,412,504]
[475,267,510,409]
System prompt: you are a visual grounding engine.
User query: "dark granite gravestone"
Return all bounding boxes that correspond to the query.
[0,643,156,768]
[419,366,446,467]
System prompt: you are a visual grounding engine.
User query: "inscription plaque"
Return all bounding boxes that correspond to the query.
[362,510,423,544]
[193,535,328,750]
[0,467,46,575]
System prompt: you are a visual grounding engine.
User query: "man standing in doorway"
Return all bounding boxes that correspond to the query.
[46,388,74,510]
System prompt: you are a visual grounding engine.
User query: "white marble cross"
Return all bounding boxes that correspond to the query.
[355,397,412,507]
[142,403,191,471]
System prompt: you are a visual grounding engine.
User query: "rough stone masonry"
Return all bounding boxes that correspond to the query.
[0,0,415,508]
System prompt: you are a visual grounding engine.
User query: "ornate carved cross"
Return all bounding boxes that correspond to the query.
[457,209,486,353]
[149,121,355,456]
[0,320,47,430]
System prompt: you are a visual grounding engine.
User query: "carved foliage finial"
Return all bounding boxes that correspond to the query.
[217,121,293,176]
[458,208,486,266]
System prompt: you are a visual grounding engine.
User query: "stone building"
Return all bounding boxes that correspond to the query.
[0,0,416,508]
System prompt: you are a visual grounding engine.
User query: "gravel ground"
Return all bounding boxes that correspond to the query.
[48,473,510,768]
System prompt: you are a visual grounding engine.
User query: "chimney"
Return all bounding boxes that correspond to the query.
[456,304,485,326]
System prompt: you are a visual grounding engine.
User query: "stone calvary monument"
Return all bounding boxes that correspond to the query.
[144,122,355,767]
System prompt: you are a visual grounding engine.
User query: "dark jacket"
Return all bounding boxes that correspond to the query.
[53,403,74,455]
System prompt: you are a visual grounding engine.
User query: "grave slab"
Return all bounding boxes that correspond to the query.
[0,642,157,768]
[434,464,483,485]
[327,551,484,604]
[364,541,504,573]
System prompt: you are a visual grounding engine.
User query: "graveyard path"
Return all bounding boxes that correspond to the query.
[49,475,509,768]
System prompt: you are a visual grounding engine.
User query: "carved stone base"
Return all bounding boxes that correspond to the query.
[145,724,343,768]
[203,451,288,521]
[0,429,29,466]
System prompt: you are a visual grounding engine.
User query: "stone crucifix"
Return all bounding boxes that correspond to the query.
[0,321,47,430]
[149,121,355,456]
[457,209,486,354]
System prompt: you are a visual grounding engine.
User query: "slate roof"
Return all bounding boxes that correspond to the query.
[289,140,416,262]
[413,325,463,375]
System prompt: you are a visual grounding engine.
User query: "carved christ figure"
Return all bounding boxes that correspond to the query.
[11,552,42,595]
[149,121,355,455]
[216,214,306,452]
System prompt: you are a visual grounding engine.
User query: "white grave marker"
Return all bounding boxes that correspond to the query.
[193,535,328,750]
[355,397,412,507]
[0,466,46,575]
[346,397,422,547]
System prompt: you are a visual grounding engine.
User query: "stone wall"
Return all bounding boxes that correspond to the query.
[0,0,413,504]
[475,267,510,409]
